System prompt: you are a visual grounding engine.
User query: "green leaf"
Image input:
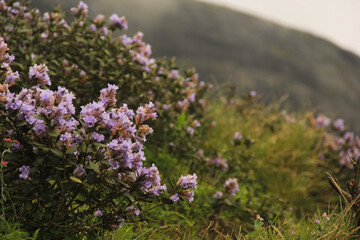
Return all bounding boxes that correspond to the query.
[48,129,60,137]
[176,112,186,128]
[89,161,100,174]
[32,229,41,240]
[123,192,135,202]
[34,115,46,121]
[105,178,116,185]
[50,149,63,158]
[93,142,108,148]
[70,176,82,183]
[16,121,27,127]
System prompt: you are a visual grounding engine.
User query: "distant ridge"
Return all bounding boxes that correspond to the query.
[32,0,360,131]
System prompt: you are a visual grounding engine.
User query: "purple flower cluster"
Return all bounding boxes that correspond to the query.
[94,209,103,217]
[211,157,228,172]
[319,116,360,168]
[0,37,15,73]
[224,178,239,196]
[213,191,223,199]
[109,14,128,30]
[29,64,51,86]
[170,193,180,203]
[99,83,119,107]
[177,173,197,189]
[135,164,167,196]
[234,132,242,141]
[71,1,88,16]
[73,165,86,177]
[135,102,157,125]
[19,165,30,179]
[175,173,197,202]
[315,114,330,128]
[125,205,140,216]
[121,32,156,72]
[4,84,78,137]
[333,118,344,131]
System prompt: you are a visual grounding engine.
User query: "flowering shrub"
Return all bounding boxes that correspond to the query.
[0,37,196,237]
[311,113,360,172]
[0,1,212,159]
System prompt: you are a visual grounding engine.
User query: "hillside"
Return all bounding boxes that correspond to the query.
[31,0,360,131]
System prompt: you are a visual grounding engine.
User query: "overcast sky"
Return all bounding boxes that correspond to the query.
[198,0,360,56]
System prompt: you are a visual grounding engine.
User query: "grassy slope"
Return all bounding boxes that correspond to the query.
[103,97,352,239]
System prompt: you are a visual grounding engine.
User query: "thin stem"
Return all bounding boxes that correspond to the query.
[142,202,165,214]
[1,149,11,219]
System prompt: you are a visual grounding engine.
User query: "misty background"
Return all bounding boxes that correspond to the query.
[31,0,360,131]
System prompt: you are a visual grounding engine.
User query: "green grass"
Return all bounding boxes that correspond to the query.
[102,96,344,239]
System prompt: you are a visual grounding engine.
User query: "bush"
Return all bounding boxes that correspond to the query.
[0,0,212,158]
[0,27,196,240]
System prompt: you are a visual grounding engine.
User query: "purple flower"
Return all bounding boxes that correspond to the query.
[224,178,239,196]
[180,190,194,202]
[109,14,128,30]
[187,93,196,102]
[94,209,103,217]
[90,24,97,32]
[314,219,320,224]
[322,212,330,221]
[170,193,179,203]
[213,191,223,199]
[125,205,141,216]
[250,91,256,97]
[71,1,88,16]
[108,159,120,170]
[29,64,51,86]
[99,84,119,107]
[187,127,195,135]
[41,32,48,39]
[33,121,46,136]
[59,132,75,149]
[58,19,68,28]
[11,142,23,152]
[211,157,228,171]
[73,165,86,177]
[191,120,201,128]
[82,115,97,128]
[163,104,170,110]
[92,132,105,142]
[19,165,30,179]
[333,119,344,131]
[99,27,108,36]
[148,185,167,196]
[169,70,179,79]
[234,132,242,141]
[177,173,197,189]
[94,14,105,23]
[315,114,330,128]
[5,70,19,85]
[176,99,189,111]
[136,164,166,195]
[135,102,157,125]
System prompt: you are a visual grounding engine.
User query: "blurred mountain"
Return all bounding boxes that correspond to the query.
[31,0,360,131]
